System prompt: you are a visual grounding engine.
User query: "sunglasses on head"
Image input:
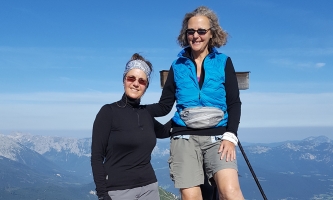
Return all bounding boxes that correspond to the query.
[186,28,211,35]
[125,76,148,86]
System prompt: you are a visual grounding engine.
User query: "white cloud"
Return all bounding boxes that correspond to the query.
[0,92,332,132]
[268,59,327,69]
[229,47,333,57]
[0,92,167,131]
[239,92,333,127]
[315,62,326,68]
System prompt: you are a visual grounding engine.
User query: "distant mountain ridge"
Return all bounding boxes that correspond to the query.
[0,134,96,200]
[0,133,177,200]
[6,132,91,156]
[244,135,333,174]
[238,135,333,199]
[0,134,76,179]
[1,133,332,199]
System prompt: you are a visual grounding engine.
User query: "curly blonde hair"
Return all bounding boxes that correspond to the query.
[177,6,228,48]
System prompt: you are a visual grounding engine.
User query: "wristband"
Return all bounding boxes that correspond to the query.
[222,132,238,146]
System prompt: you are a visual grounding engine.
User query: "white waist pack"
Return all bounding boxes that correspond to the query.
[180,107,224,129]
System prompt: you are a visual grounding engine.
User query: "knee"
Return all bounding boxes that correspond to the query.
[180,187,202,200]
[218,185,243,200]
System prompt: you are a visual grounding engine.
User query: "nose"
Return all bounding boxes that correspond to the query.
[132,80,140,87]
[192,31,200,38]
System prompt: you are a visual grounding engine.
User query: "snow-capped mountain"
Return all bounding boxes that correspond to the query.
[4,132,93,182]
[1,133,332,199]
[0,133,174,200]
[0,134,93,200]
[237,136,333,199]
[242,136,333,175]
[3,133,170,183]
[7,132,91,156]
[0,134,72,177]
[7,132,170,158]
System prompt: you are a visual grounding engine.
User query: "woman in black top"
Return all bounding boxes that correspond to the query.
[91,53,171,200]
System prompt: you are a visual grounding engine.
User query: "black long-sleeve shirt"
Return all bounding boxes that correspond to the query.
[147,49,241,136]
[91,94,171,198]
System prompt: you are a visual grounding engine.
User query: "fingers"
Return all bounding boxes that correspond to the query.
[219,140,236,161]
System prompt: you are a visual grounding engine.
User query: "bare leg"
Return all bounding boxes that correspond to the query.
[180,186,203,200]
[214,169,244,200]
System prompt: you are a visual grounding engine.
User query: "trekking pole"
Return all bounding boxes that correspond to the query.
[210,140,268,200]
[238,140,268,200]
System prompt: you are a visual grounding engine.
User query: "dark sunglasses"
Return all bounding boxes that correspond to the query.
[186,28,211,35]
[126,76,148,86]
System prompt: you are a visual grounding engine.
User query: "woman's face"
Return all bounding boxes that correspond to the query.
[187,15,212,55]
[124,68,148,99]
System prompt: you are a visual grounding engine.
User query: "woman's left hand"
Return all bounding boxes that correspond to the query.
[218,140,236,161]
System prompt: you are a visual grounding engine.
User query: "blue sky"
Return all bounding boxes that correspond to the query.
[1,0,332,142]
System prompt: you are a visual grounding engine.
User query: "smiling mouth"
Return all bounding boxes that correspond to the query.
[130,88,139,91]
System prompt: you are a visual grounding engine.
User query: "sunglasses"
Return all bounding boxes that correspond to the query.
[186,28,211,35]
[125,76,148,86]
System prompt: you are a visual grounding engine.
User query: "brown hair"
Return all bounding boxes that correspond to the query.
[177,6,228,48]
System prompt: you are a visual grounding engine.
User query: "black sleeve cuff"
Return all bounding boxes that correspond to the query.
[98,194,112,200]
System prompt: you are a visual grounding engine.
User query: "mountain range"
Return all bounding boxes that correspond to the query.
[0,132,332,199]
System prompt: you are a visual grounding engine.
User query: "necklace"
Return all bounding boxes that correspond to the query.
[116,95,127,108]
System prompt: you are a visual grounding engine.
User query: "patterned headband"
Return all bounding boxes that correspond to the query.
[123,60,151,81]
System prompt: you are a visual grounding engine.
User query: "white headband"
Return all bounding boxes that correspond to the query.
[123,60,151,81]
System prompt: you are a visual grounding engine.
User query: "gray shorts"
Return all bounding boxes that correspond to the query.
[107,182,159,200]
[168,135,238,189]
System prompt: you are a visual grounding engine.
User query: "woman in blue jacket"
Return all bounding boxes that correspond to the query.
[147,6,244,200]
